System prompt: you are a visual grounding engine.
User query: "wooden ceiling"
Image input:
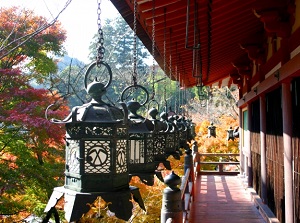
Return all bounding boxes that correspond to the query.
[109,0,284,88]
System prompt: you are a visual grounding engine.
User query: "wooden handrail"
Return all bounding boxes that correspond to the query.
[180,168,191,199]
[180,168,193,222]
[200,161,240,164]
[199,153,239,156]
[198,153,240,175]
[179,151,201,223]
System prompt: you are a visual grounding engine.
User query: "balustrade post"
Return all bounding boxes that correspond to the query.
[184,147,194,181]
[192,141,198,155]
[161,172,183,223]
[219,164,223,173]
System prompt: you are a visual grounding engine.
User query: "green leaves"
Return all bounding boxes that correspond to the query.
[0,6,66,76]
[0,69,67,217]
[29,52,58,78]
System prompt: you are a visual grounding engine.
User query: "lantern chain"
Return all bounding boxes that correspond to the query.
[96,0,105,65]
[132,0,138,86]
[151,0,156,99]
[169,28,172,78]
[163,8,167,106]
[168,28,172,109]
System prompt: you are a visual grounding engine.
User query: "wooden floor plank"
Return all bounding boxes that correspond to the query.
[189,175,266,223]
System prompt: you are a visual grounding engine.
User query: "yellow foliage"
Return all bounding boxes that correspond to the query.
[194,116,239,170]
[197,120,210,137]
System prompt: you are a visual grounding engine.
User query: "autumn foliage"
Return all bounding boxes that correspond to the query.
[0,6,66,75]
[0,68,69,221]
[194,116,239,154]
[193,116,239,172]
[0,5,68,222]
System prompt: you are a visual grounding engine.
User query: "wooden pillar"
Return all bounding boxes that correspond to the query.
[259,94,267,203]
[239,107,245,174]
[282,81,294,223]
[247,103,253,187]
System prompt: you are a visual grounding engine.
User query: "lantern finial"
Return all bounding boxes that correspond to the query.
[86,80,106,104]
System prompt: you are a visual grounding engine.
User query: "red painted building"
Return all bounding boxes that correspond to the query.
[110,0,300,222]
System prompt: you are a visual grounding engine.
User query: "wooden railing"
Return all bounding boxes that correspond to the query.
[198,153,240,175]
[162,152,239,222]
[180,152,200,222]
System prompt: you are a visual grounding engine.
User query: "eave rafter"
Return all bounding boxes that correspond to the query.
[110,0,295,89]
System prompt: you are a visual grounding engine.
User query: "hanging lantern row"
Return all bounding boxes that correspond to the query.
[43,0,196,220]
[44,61,196,222]
[121,84,196,186]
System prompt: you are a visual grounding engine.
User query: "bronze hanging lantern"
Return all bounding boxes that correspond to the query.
[160,111,181,160]
[44,61,145,222]
[207,122,217,138]
[65,71,128,192]
[197,84,208,107]
[187,118,196,142]
[174,115,189,149]
[121,85,163,185]
[148,107,172,170]
[227,126,235,141]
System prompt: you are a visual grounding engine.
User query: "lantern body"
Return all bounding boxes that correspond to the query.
[148,108,171,169]
[156,112,181,161]
[207,122,217,138]
[153,122,167,162]
[168,116,181,154]
[163,120,180,160]
[176,116,188,147]
[227,127,235,141]
[128,119,158,174]
[125,98,160,175]
[188,120,196,141]
[165,124,175,156]
[64,103,129,193]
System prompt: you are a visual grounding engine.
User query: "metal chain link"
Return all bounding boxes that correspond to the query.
[96,0,105,64]
[132,0,138,86]
[169,28,172,78]
[168,28,172,110]
[175,42,178,79]
[151,0,156,99]
[163,8,167,104]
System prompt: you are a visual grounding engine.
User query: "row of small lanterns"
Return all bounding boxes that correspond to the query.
[44,61,196,222]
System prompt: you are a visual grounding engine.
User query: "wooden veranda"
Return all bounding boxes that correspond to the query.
[179,152,278,223]
[189,175,266,223]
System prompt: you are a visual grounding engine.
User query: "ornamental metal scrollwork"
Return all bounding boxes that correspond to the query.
[84,140,110,173]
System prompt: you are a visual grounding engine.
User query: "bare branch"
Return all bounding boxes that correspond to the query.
[0,0,73,60]
[0,127,22,153]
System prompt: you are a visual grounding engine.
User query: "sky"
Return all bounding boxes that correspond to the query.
[1,0,120,63]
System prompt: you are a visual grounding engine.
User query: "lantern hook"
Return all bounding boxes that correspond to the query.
[185,0,200,50]
[84,61,112,90]
[121,84,149,107]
